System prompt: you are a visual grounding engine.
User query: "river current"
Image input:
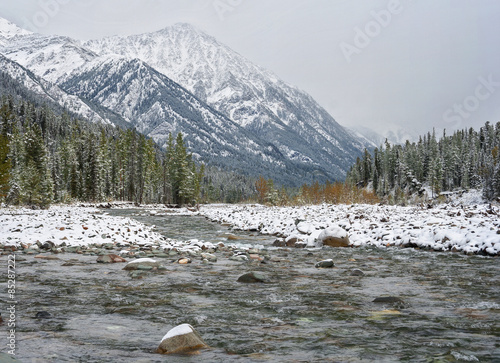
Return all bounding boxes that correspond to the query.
[5,209,499,362]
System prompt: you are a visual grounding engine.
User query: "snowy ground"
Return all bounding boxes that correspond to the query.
[1,194,499,256]
[0,205,209,254]
[200,201,500,256]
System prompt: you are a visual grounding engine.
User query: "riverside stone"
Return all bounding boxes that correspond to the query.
[317,226,350,247]
[96,254,127,263]
[201,253,217,262]
[156,323,208,354]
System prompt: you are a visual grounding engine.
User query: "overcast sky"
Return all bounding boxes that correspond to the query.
[1,0,499,136]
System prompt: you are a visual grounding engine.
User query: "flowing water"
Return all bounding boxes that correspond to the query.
[2,209,499,362]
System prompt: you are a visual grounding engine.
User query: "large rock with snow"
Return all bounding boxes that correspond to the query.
[317,226,350,247]
[156,323,208,354]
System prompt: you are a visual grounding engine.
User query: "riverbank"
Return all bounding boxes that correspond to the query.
[1,199,499,256]
[201,202,500,256]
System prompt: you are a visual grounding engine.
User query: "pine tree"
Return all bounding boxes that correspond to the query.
[0,134,11,200]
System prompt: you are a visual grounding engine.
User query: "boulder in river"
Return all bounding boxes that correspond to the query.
[156,323,208,354]
[96,254,127,263]
[351,269,365,276]
[317,226,350,247]
[122,258,161,271]
[237,271,268,283]
[315,259,335,268]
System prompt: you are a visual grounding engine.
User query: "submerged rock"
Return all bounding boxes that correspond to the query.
[373,296,403,303]
[351,269,365,276]
[201,253,217,262]
[156,323,208,354]
[96,254,127,263]
[34,311,51,319]
[237,271,268,283]
[315,259,335,268]
[317,226,350,247]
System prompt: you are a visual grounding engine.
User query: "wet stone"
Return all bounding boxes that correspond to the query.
[156,323,209,355]
[201,253,217,262]
[237,271,268,283]
[34,311,51,319]
[96,254,127,263]
[351,269,365,276]
[315,259,335,268]
[373,296,404,304]
[123,258,161,271]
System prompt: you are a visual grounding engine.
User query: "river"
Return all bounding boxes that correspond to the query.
[6,209,499,362]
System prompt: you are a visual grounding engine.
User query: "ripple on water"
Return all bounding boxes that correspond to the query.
[10,210,500,362]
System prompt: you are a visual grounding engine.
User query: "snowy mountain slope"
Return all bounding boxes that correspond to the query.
[85,23,366,179]
[350,125,420,147]
[0,17,368,183]
[60,55,324,184]
[1,32,97,84]
[0,18,32,46]
[0,54,115,125]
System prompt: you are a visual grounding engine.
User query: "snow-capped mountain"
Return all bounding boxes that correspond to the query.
[0,18,32,46]
[350,125,420,147]
[85,23,366,179]
[0,18,369,184]
[59,54,318,183]
[0,54,116,125]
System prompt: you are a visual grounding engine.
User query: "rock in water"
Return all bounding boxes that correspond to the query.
[123,258,161,270]
[34,311,51,319]
[317,226,350,247]
[315,259,335,268]
[156,323,208,354]
[237,271,268,283]
[351,269,365,276]
[373,296,403,303]
[97,254,127,263]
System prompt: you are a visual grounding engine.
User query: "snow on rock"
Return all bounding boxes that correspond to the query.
[157,323,208,355]
[317,226,350,248]
[200,203,500,256]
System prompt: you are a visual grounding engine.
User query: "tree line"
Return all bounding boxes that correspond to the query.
[346,122,500,202]
[0,96,205,208]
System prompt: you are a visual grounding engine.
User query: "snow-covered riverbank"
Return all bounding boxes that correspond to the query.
[1,199,499,256]
[0,205,165,248]
[200,202,500,256]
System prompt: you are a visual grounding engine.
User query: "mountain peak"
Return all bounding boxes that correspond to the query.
[0,17,32,40]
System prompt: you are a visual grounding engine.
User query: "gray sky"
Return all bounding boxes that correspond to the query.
[1,0,499,136]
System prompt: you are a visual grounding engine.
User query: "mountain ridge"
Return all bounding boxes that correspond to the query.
[0,18,369,185]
